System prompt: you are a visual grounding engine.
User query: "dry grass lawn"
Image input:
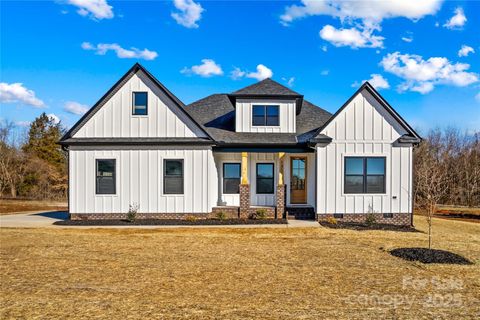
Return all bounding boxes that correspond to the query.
[0,199,67,215]
[1,216,479,319]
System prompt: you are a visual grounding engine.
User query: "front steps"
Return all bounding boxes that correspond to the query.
[286,206,315,220]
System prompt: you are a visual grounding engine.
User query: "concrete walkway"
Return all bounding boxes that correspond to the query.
[0,211,320,229]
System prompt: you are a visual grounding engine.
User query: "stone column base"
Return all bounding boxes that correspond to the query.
[239,184,250,219]
[276,184,286,219]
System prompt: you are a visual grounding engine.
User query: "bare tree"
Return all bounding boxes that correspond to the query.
[414,130,451,249]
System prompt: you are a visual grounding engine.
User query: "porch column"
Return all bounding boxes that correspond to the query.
[276,152,286,219]
[239,152,250,218]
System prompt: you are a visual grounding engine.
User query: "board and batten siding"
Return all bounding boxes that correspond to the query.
[235,99,296,133]
[316,89,413,215]
[69,148,217,214]
[73,70,206,138]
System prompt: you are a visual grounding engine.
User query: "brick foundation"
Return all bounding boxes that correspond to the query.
[70,212,211,220]
[317,213,411,226]
[247,206,276,219]
[239,184,250,219]
[276,184,286,219]
[211,206,240,219]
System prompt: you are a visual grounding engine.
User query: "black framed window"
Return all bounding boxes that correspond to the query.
[344,157,386,194]
[133,92,148,115]
[252,105,279,126]
[223,163,241,194]
[164,159,183,194]
[256,163,274,194]
[96,159,116,194]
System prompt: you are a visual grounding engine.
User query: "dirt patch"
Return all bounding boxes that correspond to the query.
[54,218,287,226]
[319,221,418,232]
[390,248,473,265]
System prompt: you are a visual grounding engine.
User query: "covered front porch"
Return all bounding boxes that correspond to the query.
[212,150,316,219]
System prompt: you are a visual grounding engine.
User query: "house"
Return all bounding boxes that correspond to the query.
[59,63,421,225]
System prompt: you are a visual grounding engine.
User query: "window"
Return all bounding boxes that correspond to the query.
[223,163,241,194]
[96,159,116,194]
[252,105,279,126]
[344,157,386,194]
[164,159,183,194]
[256,163,274,194]
[133,92,148,115]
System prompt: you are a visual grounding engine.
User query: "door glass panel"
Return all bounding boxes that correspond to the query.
[291,159,306,190]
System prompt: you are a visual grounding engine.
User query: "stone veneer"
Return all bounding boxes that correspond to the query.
[239,184,251,219]
[317,213,411,226]
[276,184,286,219]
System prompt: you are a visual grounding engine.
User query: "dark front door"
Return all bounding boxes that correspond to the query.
[290,157,307,204]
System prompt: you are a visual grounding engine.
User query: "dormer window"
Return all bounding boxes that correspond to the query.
[133,92,148,115]
[252,105,279,126]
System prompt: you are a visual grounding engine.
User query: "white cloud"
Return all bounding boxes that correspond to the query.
[319,24,384,48]
[181,59,223,77]
[352,74,390,90]
[171,0,204,28]
[229,64,273,81]
[401,36,413,43]
[282,77,295,87]
[475,92,480,103]
[64,101,89,115]
[367,74,390,89]
[47,113,60,124]
[281,0,441,49]
[380,51,479,94]
[81,42,158,60]
[321,70,329,76]
[0,82,45,107]
[280,0,442,25]
[458,45,474,57]
[67,0,113,20]
[230,67,246,80]
[246,64,273,81]
[321,45,328,52]
[444,7,466,29]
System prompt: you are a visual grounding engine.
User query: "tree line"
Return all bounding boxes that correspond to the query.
[1,113,479,207]
[0,113,67,200]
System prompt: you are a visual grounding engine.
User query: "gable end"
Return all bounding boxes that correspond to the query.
[60,63,213,142]
[312,82,421,142]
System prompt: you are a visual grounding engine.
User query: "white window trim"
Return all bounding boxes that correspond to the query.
[161,156,185,197]
[94,156,119,197]
[340,153,390,197]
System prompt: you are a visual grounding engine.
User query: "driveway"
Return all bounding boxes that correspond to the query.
[0,211,69,228]
[0,211,319,228]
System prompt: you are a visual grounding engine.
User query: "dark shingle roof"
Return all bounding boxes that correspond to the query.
[231,78,302,96]
[185,93,332,145]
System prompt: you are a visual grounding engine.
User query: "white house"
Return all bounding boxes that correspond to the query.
[60,63,421,225]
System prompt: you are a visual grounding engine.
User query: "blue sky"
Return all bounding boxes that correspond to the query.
[1,0,479,134]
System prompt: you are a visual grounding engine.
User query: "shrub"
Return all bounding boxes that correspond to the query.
[215,211,228,220]
[250,208,267,220]
[365,213,376,226]
[326,216,337,225]
[185,215,197,222]
[127,203,139,222]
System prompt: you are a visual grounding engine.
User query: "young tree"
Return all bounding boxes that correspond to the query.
[414,130,450,249]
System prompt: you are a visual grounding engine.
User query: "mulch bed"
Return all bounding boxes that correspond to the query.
[390,248,473,265]
[319,221,418,232]
[54,218,287,226]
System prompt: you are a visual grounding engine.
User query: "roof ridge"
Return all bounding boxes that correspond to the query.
[231,77,302,96]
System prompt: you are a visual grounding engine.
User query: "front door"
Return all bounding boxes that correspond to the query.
[290,157,307,204]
